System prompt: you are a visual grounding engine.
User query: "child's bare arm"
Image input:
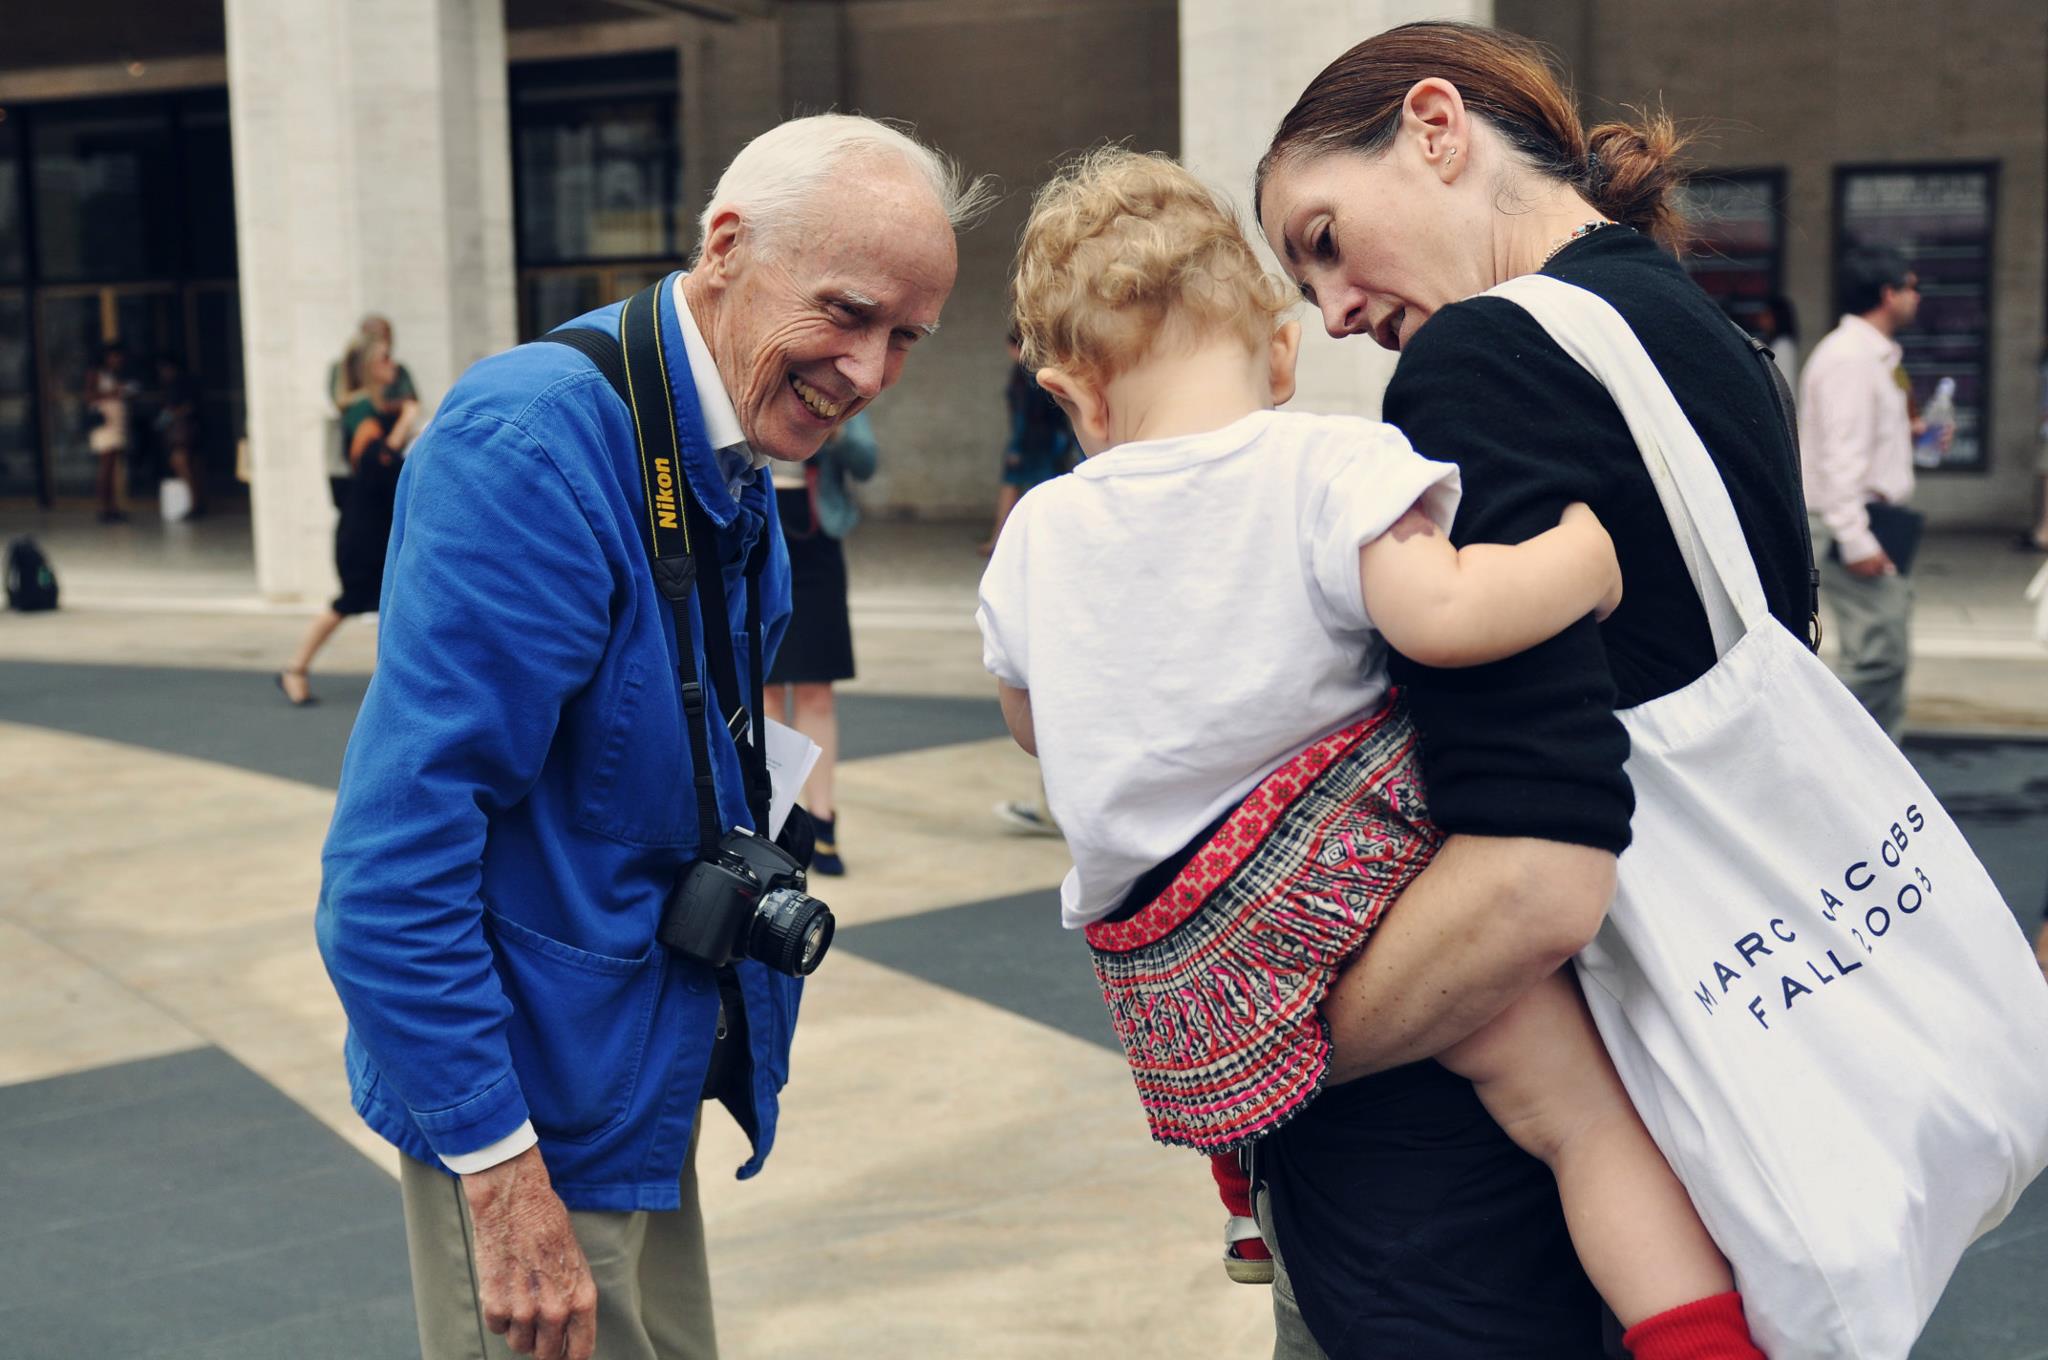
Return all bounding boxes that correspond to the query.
[1358,503,1621,669]
[998,682,1037,756]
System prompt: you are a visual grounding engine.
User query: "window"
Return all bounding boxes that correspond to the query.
[177,91,238,280]
[1834,164,1998,472]
[512,52,681,267]
[1677,170,1785,334]
[30,99,180,282]
[0,110,23,281]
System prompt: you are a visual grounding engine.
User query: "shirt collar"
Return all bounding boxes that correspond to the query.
[1839,312,1903,365]
[672,274,769,491]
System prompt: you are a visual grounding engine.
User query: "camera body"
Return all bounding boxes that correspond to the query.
[658,826,835,977]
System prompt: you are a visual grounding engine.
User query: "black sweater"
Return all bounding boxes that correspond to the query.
[1382,226,1810,854]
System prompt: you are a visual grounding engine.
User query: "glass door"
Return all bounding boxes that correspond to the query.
[36,282,182,500]
[0,289,34,499]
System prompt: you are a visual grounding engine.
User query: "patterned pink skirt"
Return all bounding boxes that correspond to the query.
[1084,698,1439,1153]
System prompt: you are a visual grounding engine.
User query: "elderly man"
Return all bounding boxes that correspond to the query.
[317,115,980,1360]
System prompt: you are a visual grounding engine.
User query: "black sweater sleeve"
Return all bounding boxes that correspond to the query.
[1381,298,1635,853]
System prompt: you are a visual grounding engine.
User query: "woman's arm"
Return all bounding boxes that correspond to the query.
[1359,502,1621,669]
[385,399,422,452]
[1322,833,1616,1081]
[836,414,879,482]
[348,416,389,470]
[997,682,1037,756]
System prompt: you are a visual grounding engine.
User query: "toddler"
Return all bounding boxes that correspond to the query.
[977,148,1764,1360]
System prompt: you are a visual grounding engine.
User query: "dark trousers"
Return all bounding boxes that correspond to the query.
[1258,1059,1605,1358]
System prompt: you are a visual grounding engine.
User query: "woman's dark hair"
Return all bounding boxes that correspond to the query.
[1839,247,1911,317]
[1762,294,1799,343]
[1255,21,1691,249]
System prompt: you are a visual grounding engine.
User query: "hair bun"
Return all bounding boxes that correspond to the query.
[1585,109,1690,248]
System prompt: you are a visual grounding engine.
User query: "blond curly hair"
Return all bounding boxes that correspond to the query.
[1012,147,1295,385]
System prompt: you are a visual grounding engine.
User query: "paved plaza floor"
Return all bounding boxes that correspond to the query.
[3,509,2046,1357]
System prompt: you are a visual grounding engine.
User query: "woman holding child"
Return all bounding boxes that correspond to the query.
[981,20,1810,1360]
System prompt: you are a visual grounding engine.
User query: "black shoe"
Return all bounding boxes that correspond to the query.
[811,815,844,876]
[98,509,129,524]
[275,669,318,707]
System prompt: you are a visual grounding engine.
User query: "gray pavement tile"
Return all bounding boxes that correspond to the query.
[836,887,1116,1052]
[834,691,1008,761]
[2,1064,317,1171]
[9,1163,397,1306]
[0,1049,415,1358]
[3,1100,360,1231]
[1916,1176,2048,1358]
[0,660,1005,790]
[0,1220,411,1359]
[0,1040,221,1131]
[0,659,370,788]
[142,1293,420,1360]
[1905,734,2048,926]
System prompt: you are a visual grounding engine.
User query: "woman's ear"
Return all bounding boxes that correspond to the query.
[1035,366,1111,453]
[1401,77,1469,183]
[1268,321,1302,408]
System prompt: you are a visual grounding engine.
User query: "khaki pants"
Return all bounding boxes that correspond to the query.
[399,1127,716,1360]
[1255,1185,1329,1360]
[1814,515,1914,740]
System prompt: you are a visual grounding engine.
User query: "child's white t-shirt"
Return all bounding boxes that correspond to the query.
[976,408,1461,929]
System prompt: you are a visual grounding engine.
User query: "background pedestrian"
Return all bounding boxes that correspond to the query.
[766,410,880,876]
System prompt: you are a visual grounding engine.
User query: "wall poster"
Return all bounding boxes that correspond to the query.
[1835,164,1998,472]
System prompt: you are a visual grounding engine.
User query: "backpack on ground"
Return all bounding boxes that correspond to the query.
[5,537,59,611]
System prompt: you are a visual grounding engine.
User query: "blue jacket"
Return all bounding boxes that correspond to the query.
[317,279,798,1212]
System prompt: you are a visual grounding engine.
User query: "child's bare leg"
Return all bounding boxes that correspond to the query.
[1439,968,1732,1328]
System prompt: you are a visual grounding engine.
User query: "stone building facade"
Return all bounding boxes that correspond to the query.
[0,0,2037,598]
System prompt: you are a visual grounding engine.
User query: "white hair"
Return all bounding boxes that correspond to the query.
[695,113,995,257]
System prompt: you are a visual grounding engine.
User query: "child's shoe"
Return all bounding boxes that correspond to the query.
[1210,1152,1273,1284]
[1223,1215,1274,1285]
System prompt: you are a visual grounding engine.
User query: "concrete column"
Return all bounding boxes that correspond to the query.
[1178,0,1491,419]
[225,0,516,603]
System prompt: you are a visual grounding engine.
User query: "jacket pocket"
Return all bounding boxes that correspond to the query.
[570,654,693,848]
[486,909,663,1143]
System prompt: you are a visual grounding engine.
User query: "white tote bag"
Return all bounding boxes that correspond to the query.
[1489,275,2048,1360]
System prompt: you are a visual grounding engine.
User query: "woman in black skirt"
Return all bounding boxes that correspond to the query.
[278,339,414,706]
[766,411,878,874]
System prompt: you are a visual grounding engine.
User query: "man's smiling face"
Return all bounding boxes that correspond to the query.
[690,161,958,462]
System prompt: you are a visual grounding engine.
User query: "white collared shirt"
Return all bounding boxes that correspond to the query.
[1798,313,1914,564]
[673,274,770,494]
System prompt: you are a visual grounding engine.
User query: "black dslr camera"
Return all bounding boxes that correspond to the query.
[658,826,835,977]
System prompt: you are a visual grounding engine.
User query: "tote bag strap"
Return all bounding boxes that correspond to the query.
[1486,274,1772,656]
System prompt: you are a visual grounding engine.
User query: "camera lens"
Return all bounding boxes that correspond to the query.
[749,887,836,977]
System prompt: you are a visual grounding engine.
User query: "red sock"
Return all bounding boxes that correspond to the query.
[1208,1153,1271,1261]
[1621,1292,1765,1360]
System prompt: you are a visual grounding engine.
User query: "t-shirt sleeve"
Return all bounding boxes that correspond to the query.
[1304,422,1462,633]
[976,495,1033,688]
[1382,299,1634,853]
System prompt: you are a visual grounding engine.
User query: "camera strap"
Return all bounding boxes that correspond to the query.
[542,281,772,851]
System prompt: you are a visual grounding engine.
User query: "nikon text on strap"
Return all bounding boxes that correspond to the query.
[540,281,773,850]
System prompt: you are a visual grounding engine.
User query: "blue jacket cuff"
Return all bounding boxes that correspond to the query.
[411,1071,532,1161]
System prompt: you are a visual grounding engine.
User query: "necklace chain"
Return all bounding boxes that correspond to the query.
[1541,219,1619,267]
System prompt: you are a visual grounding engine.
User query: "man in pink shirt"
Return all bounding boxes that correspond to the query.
[1799,247,1923,739]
